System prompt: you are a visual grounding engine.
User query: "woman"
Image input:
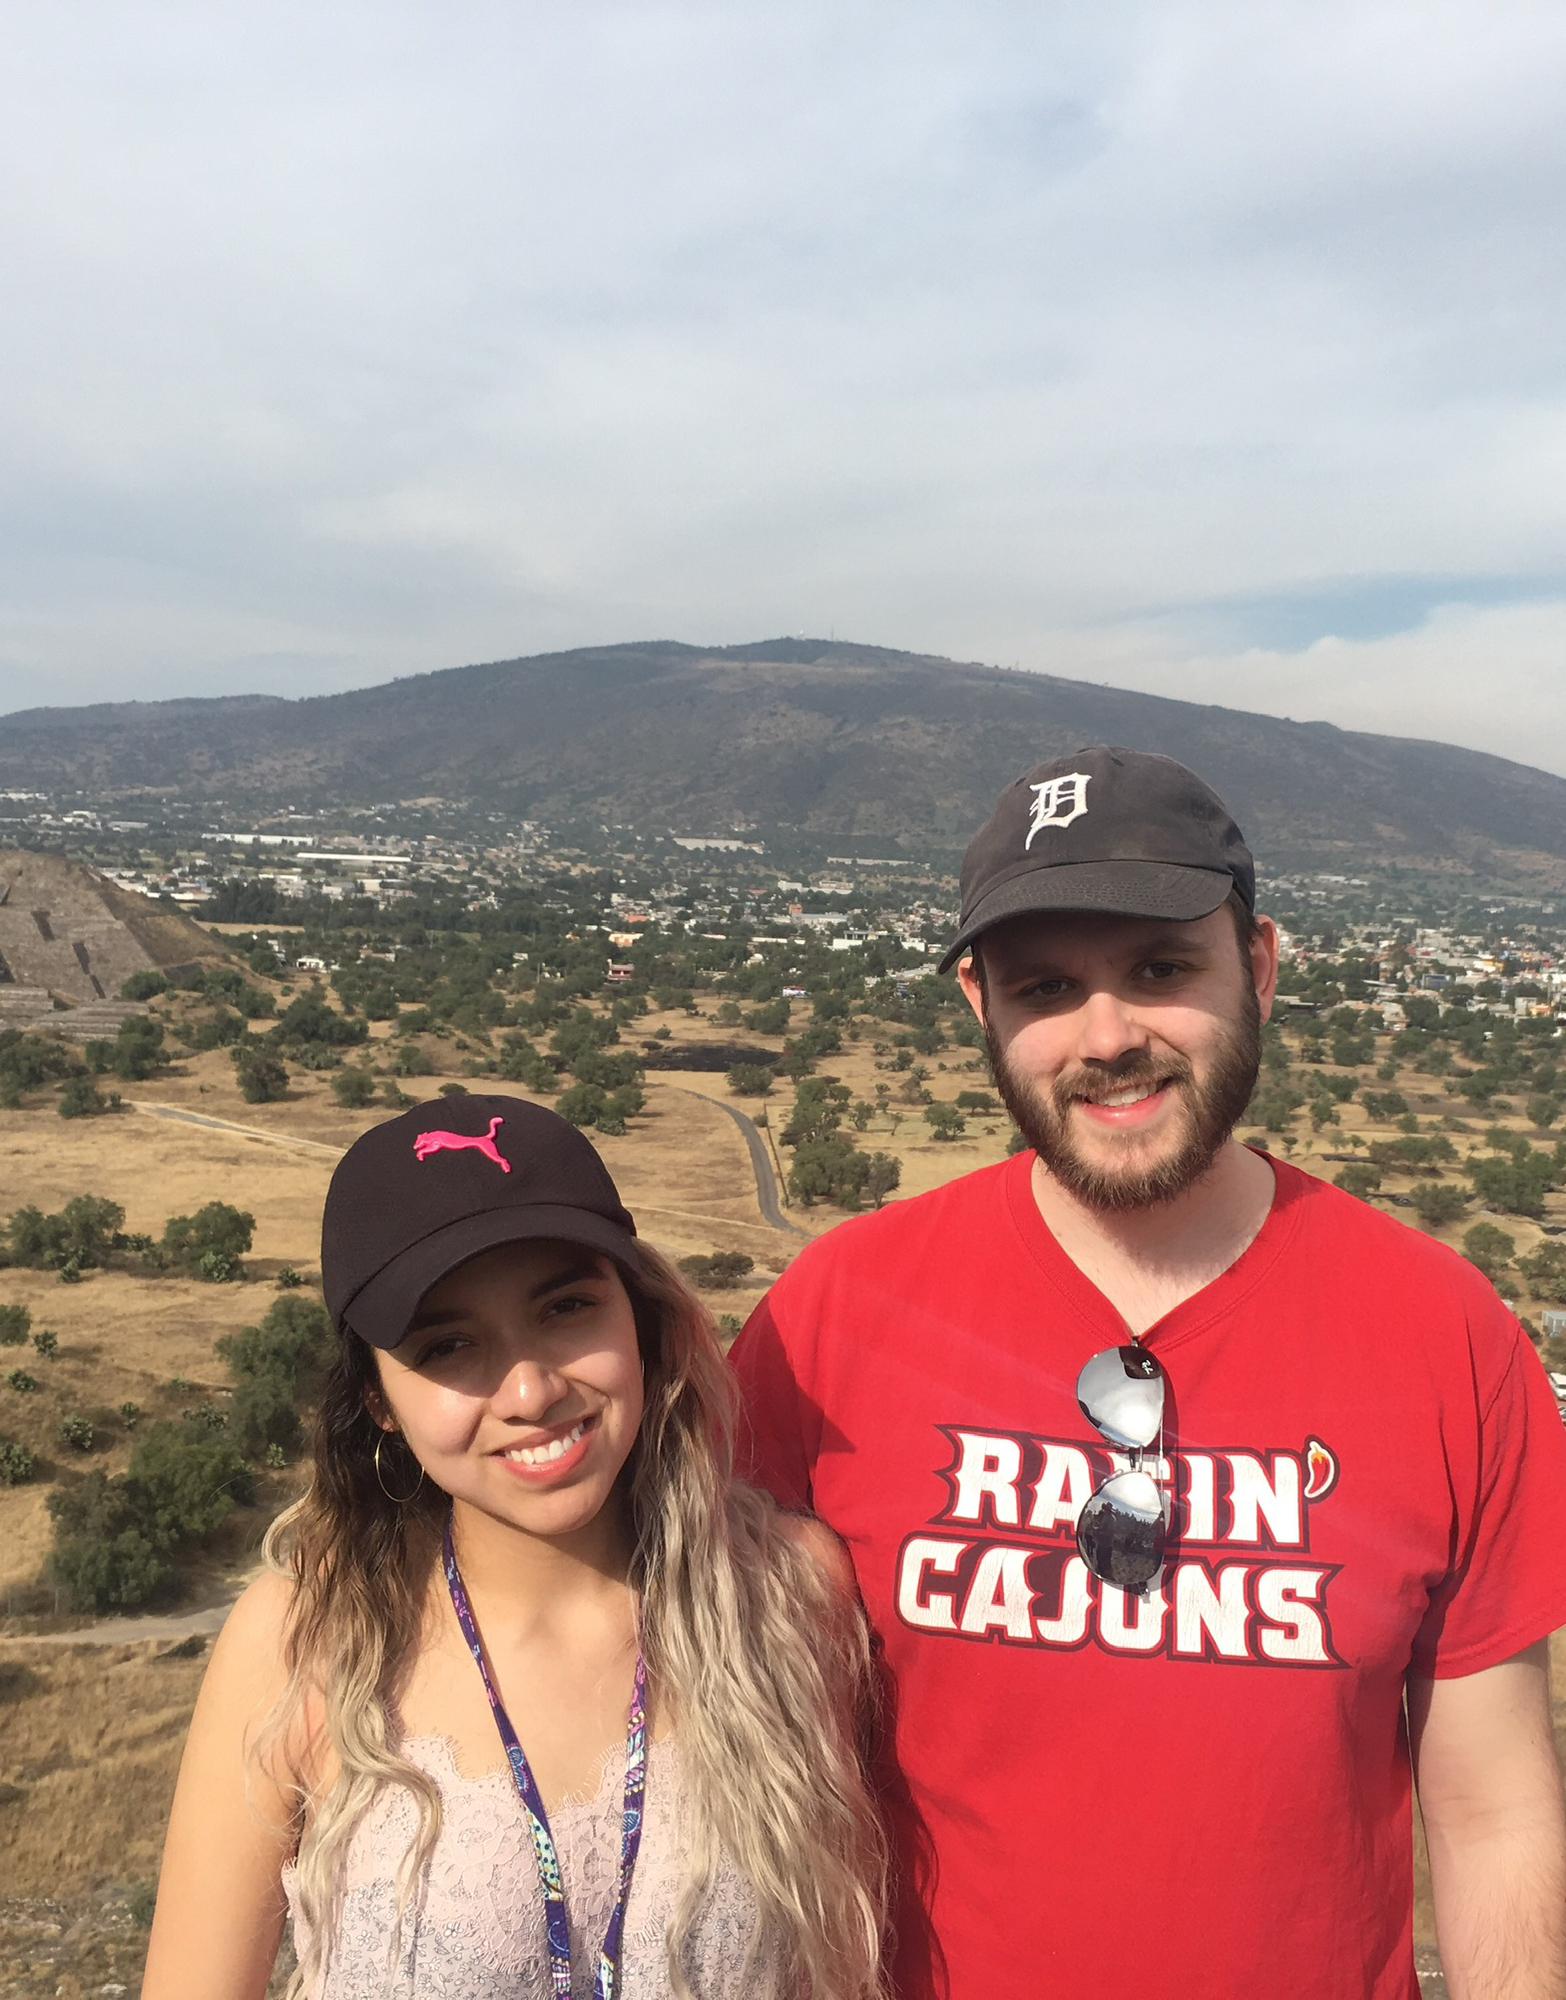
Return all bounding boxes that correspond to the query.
[144,1094,887,1998]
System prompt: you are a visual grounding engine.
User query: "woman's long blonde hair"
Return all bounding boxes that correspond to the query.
[261,1241,888,1998]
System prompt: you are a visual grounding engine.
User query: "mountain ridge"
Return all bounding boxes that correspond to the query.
[4,639,1562,882]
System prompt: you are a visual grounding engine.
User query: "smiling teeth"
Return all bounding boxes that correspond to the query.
[506,1421,586,1467]
[1099,1084,1161,1108]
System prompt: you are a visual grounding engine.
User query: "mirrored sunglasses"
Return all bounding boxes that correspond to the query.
[1075,1342,1170,1594]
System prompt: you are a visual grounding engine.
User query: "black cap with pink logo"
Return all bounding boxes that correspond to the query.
[321,1094,639,1350]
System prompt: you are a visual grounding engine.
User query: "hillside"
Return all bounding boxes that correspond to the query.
[5,639,1566,880]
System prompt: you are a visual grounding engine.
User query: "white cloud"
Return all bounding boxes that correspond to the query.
[1,0,1564,772]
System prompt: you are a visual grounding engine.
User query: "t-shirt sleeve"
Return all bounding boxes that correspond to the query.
[1412,1321,1566,1679]
[728,1286,820,1512]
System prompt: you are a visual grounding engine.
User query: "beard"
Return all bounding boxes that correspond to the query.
[986,980,1262,1212]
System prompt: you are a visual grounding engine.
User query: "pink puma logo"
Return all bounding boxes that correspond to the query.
[413,1115,511,1173]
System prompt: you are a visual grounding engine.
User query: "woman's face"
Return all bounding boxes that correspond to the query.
[371,1238,645,1543]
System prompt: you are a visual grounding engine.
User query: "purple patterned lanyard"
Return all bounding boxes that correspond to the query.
[443,1518,648,2000]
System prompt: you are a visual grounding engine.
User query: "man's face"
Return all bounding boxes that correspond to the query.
[958,905,1278,1212]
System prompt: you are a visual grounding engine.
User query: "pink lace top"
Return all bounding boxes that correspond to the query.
[282,1733,781,1997]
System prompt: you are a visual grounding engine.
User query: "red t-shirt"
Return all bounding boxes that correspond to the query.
[731,1151,1566,2000]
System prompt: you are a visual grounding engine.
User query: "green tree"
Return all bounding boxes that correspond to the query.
[726,1064,775,1097]
[677,1251,756,1290]
[1468,1152,1554,1219]
[0,1304,30,1347]
[1518,1242,1566,1305]
[788,1136,872,1209]
[924,1103,967,1142]
[782,1078,851,1148]
[233,1045,289,1103]
[745,1000,790,1037]
[1411,1184,1468,1229]
[1462,1222,1517,1287]
[159,1203,256,1281]
[1333,1163,1382,1200]
[864,1153,902,1210]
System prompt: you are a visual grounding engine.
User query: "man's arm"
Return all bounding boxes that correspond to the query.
[1409,1638,1566,2000]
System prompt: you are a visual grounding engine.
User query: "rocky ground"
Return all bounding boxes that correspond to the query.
[0,1892,296,1997]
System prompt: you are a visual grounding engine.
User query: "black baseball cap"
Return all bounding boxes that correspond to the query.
[321,1094,639,1350]
[939,745,1254,974]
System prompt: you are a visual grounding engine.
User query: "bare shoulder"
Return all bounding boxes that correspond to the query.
[777,1512,859,1597]
[207,1569,295,1702]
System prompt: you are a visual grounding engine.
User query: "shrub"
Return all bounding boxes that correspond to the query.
[330,1067,378,1109]
[5,1195,124,1271]
[0,1439,36,1484]
[119,1401,142,1428]
[0,1304,30,1347]
[275,1266,306,1289]
[274,993,368,1048]
[120,970,169,1002]
[32,1329,58,1359]
[58,1075,113,1119]
[90,1017,166,1082]
[557,1082,606,1129]
[291,1043,343,1072]
[158,1203,255,1280]
[58,1414,94,1452]
[924,1103,967,1142]
[47,1472,175,1613]
[216,1294,334,1461]
[7,1370,38,1392]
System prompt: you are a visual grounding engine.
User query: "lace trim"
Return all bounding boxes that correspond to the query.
[282,1731,779,1998]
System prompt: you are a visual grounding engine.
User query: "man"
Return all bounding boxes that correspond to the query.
[732,745,1566,2000]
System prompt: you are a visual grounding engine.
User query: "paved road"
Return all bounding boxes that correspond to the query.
[3,1572,258,1647]
[677,1088,808,1237]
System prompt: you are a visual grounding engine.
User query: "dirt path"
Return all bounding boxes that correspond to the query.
[127,1099,341,1155]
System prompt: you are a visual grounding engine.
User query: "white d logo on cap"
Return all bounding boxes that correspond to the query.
[1025,772,1092,846]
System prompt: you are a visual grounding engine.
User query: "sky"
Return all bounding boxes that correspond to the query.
[3,2,1564,771]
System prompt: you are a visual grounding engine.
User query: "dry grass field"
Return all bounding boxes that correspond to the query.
[2,978,1564,1994]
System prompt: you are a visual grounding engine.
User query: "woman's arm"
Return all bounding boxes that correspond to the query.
[141,1572,306,2000]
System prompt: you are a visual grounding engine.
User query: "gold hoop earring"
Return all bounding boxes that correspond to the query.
[374,1431,424,1504]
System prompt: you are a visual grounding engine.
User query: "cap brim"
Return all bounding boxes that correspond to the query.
[341,1205,640,1350]
[937,861,1235,973]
